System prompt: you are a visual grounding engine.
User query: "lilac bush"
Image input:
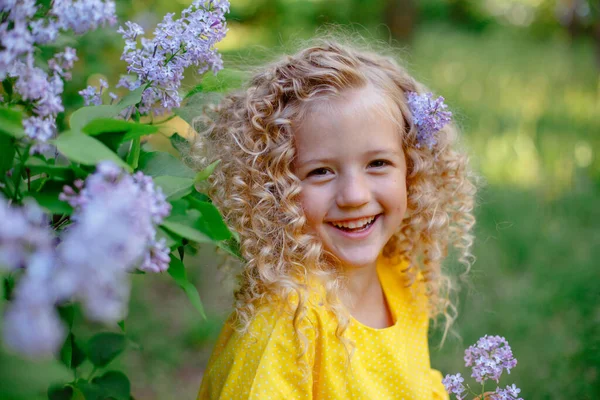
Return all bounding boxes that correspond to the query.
[444,335,523,400]
[0,0,232,396]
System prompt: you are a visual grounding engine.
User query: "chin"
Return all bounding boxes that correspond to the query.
[332,249,381,270]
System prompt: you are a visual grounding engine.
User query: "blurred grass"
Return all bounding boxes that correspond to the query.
[1,17,598,400]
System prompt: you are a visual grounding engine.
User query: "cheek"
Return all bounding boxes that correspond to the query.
[298,186,323,228]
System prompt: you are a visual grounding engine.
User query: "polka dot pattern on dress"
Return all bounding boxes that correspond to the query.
[197,257,449,400]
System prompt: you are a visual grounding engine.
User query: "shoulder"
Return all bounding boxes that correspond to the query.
[199,293,322,399]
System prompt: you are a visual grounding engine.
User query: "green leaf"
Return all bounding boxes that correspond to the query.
[117,320,125,332]
[82,119,157,137]
[153,176,194,200]
[91,371,131,400]
[157,226,182,249]
[161,217,212,244]
[53,131,131,171]
[27,192,73,215]
[69,105,120,132]
[75,381,104,400]
[86,332,127,368]
[48,384,74,400]
[183,83,203,100]
[57,303,75,329]
[0,134,15,177]
[194,160,220,183]
[168,254,206,318]
[0,106,25,138]
[25,158,74,181]
[117,85,146,110]
[169,133,190,155]
[3,275,15,301]
[187,199,231,241]
[138,151,195,178]
[59,333,86,370]
[126,137,141,169]
[175,91,223,126]
[217,239,244,261]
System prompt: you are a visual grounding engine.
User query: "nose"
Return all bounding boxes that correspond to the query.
[336,172,371,208]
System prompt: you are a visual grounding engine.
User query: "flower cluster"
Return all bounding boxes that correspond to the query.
[115,0,229,115]
[0,196,55,272]
[57,162,171,321]
[2,163,172,357]
[491,384,523,400]
[465,335,518,384]
[406,91,452,150]
[443,335,522,400]
[0,197,63,357]
[0,0,116,152]
[442,373,467,400]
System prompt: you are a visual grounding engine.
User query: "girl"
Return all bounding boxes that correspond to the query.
[191,39,477,399]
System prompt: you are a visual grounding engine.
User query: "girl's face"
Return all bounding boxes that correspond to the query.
[293,86,408,271]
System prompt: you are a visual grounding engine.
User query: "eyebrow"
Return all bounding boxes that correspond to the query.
[296,149,402,168]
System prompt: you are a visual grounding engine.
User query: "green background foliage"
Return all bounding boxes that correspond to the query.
[1,0,598,399]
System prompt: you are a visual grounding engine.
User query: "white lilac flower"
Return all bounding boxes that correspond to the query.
[117,0,229,115]
[442,373,467,400]
[407,91,452,150]
[464,335,518,384]
[0,196,54,272]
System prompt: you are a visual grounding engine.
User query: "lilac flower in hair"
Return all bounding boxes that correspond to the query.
[406,91,452,150]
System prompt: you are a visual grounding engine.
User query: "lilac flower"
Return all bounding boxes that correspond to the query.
[490,384,523,400]
[406,91,452,150]
[442,373,467,400]
[0,196,54,272]
[23,116,57,153]
[79,85,103,106]
[57,162,172,322]
[48,47,78,80]
[52,0,117,35]
[2,249,65,358]
[117,0,229,115]
[464,335,518,384]
[139,238,170,273]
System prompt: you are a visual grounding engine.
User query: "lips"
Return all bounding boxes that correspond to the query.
[328,214,380,232]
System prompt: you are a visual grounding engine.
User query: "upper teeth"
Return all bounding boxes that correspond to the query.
[331,216,376,229]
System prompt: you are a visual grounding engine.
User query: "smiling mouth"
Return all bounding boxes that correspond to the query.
[328,214,381,232]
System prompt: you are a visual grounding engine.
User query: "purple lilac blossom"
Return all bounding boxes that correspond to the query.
[57,161,171,322]
[0,197,64,358]
[23,116,57,153]
[0,0,116,151]
[490,384,523,400]
[406,91,452,150]
[117,0,229,115]
[464,335,518,384]
[51,0,117,35]
[442,373,467,400]
[0,196,55,272]
[2,251,65,358]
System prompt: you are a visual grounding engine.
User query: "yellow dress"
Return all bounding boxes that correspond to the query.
[198,257,449,399]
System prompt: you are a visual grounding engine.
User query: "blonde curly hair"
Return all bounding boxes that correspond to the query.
[187,39,478,357]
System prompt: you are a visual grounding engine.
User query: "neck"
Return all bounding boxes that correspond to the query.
[339,261,382,311]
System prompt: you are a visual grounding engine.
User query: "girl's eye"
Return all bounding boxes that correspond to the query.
[369,159,390,168]
[307,167,331,177]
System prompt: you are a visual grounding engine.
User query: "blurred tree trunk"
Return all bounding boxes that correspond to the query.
[384,0,416,41]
